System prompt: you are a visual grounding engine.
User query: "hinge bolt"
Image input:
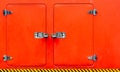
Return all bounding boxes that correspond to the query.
[88,54,97,61]
[88,9,97,16]
[3,55,12,61]
[3,9,13,16]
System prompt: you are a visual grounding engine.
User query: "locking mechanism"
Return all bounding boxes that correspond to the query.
[3,55,12,61]
[88,54,97,61]
[34,32,48,38]
[51,32,66,38]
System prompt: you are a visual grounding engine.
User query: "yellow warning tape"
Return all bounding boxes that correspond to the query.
[0,69,120,72]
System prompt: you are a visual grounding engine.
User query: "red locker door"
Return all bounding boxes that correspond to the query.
[5,4,47,66]
[53,4,94,66]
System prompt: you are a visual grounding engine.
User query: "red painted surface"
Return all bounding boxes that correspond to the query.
[0,0,120,68]
[53,4,93,66]
[6,4,46,66]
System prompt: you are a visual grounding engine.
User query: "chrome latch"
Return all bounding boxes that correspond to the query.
[88,54,97,61]
[88,9,97,16]
[34,32,48,38]
[52,32,66,38]
[3,55,12,61]
[3,9,13,16]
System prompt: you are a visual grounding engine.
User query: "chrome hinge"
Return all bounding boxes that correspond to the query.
[3,55,12,61]
[88,54,97,61]
[88,9,97,16]
[34,32,48,38]
[52,32,66,38]
[3,9,13,16]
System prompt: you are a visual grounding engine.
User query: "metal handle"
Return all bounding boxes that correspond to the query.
[51,32,66,38]
[34,32,48,38]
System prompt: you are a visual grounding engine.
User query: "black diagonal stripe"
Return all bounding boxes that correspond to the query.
[114,69,118,72]
[77,69,80,72]
[118,69,120,71]
[56,69,59,72]
[87,69,90,72]
[81,69,84,72]
[110,69,114,72]
[3,69,6,72]
[25,69,28,72]
[96,69,100,72]
[74,69,79,72]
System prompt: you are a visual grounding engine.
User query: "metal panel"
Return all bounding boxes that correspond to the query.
[6,4,46,66]
[53,4,94,66]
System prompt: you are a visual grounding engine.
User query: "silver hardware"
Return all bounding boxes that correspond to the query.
[3,9,13,16]
[52,32,66,38]
[88,9,97,16]
[34,32,48,38]
[88,54,97,61]
[3,55,12,61]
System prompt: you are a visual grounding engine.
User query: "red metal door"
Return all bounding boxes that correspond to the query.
[6,4,47,66]
[53,4,94,66]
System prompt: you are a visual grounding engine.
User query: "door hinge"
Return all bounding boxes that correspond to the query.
[3,9,13,16]
[88,9,97,16]
[3,55,12,61]
[88,54,97,61]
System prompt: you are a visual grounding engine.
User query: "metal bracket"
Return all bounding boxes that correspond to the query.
[3,55,12,61]
[34,32,48,38]
[52,32,66,38]
[3,9,13,16]
[88,9,97,16]
[88,54,97,61]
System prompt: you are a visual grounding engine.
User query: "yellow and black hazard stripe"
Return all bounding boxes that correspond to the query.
[0,69,120,72]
